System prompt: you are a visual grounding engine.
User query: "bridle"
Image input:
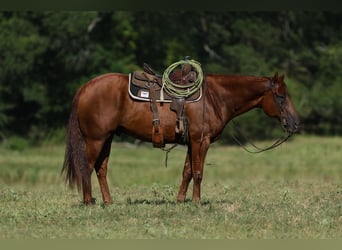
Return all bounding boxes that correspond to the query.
[230,78,292,154]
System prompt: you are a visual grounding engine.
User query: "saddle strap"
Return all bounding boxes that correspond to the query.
[149,83,159,129]
[149,83,164,148]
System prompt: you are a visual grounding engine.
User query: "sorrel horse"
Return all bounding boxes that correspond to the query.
[62,71,300,205]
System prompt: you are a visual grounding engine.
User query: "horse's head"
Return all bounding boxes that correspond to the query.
[261,72,301,134]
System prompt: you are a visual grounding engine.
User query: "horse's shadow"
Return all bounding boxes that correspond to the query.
[72,197,234,208]
[125,197,234,206]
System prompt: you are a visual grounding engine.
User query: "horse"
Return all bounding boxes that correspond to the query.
[62,71,300,205]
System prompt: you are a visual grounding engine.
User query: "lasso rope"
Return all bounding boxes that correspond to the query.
[160,59,203,100]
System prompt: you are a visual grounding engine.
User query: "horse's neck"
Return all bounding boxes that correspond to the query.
[206,74,270,121]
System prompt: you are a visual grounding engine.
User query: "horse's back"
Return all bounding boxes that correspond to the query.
[78,73,128,101]
[81,73,128,92]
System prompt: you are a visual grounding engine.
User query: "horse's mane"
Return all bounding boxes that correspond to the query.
[205,73,270,85]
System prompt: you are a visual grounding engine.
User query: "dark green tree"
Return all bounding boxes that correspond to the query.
[0,11,341,144]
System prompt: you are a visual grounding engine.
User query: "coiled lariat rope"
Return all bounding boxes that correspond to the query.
[160,59,203,101]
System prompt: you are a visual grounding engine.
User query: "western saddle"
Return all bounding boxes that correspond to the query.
[129,60,203,148]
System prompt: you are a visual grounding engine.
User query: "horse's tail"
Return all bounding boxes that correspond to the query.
[61,89,89,191]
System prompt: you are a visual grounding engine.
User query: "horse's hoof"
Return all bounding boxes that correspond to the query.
[103,200,113,206]
[177,195,186,203]
[82,197,96,205]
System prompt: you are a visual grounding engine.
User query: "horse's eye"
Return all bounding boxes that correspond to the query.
[275,94,285,104]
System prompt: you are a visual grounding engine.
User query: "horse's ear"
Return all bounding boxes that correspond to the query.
[275,74,287,96]
[273,72,279,81]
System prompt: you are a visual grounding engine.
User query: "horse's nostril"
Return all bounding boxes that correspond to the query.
[292,123,301,133]
[282,118,287,125]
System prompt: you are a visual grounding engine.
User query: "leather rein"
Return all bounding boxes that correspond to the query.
[230,120,292,153]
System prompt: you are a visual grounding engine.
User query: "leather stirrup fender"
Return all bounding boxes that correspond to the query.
[149,83,165,148]
[152,123,164,148]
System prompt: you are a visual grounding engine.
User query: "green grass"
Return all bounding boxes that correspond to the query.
[0,135,342,238]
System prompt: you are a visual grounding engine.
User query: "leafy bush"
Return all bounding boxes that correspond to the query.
[3,136,31,151]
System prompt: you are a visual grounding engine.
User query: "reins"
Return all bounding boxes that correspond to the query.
[161,144,178,168]
[230,119,292,153]
[200,76,207,146]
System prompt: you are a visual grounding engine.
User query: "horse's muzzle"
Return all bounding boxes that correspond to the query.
[282,116,301,134]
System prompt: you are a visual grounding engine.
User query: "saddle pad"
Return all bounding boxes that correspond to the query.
[128,72,202,103]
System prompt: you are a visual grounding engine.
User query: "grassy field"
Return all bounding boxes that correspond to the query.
[0,135,342,239]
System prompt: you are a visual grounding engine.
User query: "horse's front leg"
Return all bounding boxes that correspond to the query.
[191,137,210,203]
[177,149,192,202]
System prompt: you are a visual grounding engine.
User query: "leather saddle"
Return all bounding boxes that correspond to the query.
[129,65,202,102]
[128,62,203,148]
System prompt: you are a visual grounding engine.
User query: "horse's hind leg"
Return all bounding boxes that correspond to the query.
[82,139,100,205]
[81,167,94,205]
[94,135,114,205]
[83,136,112,205]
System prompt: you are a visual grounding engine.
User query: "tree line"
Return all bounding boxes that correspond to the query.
[0,11,341,145]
